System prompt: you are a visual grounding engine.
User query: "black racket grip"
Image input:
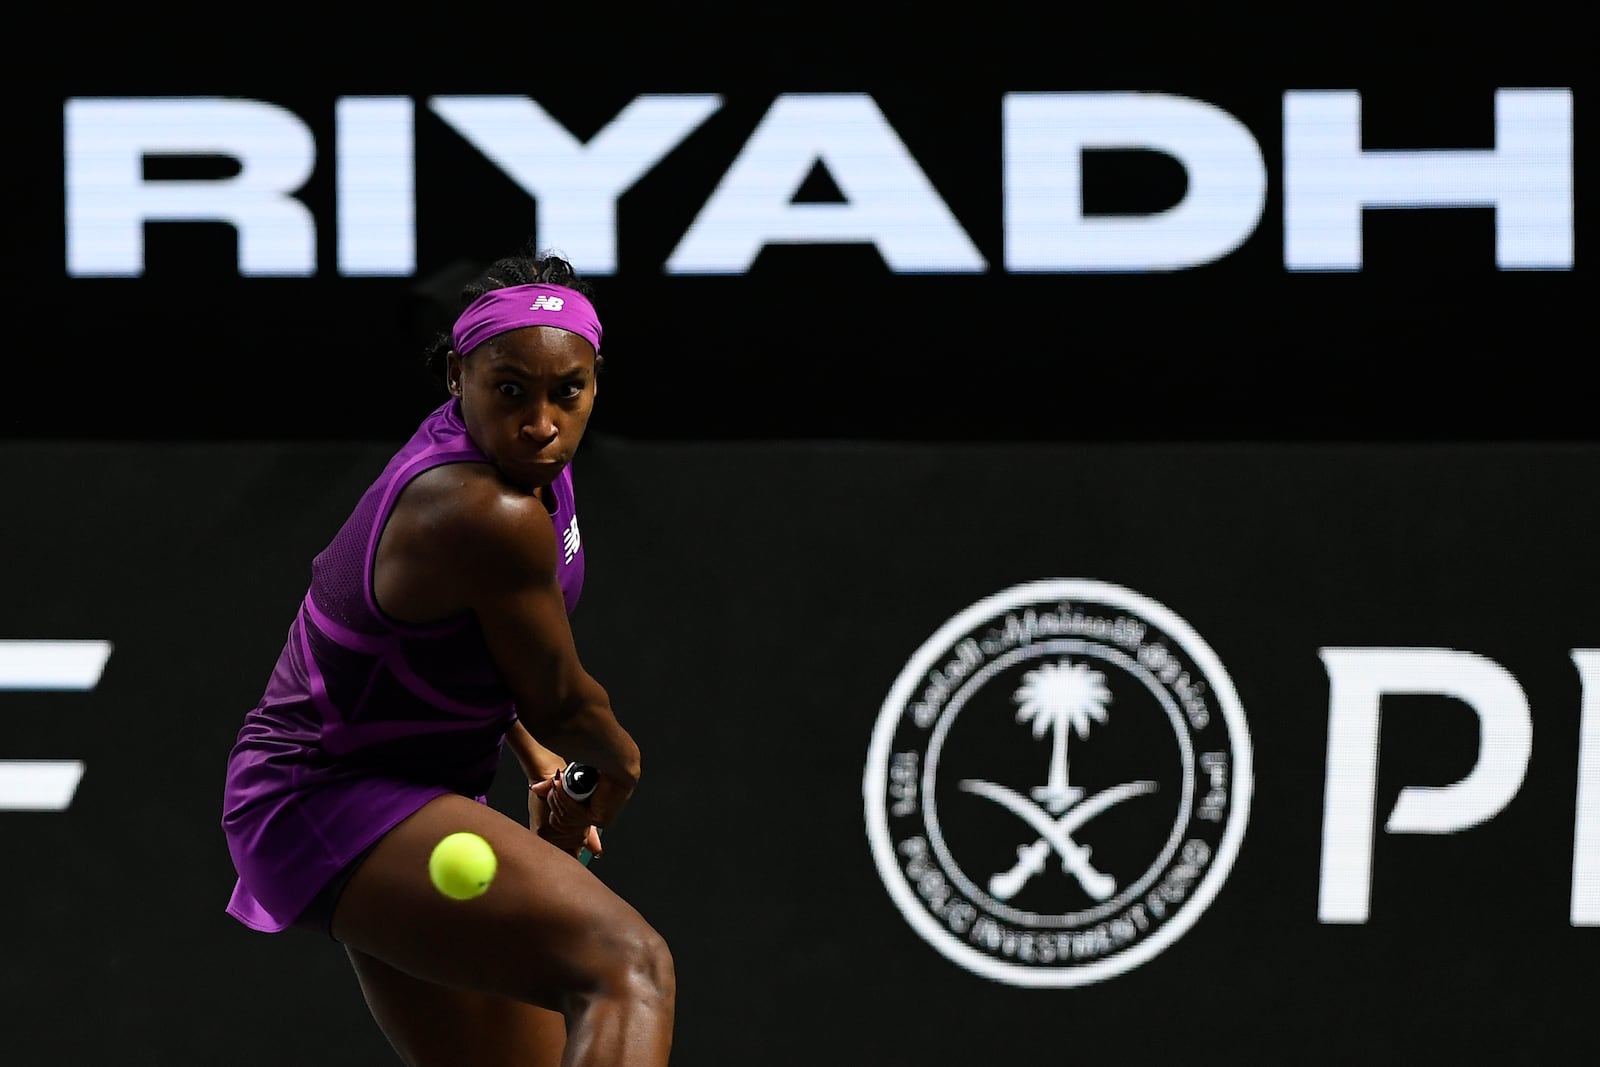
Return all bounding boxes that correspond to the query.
[561,761,599,802]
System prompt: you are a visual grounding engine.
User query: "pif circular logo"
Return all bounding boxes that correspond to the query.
[863,578,1252,987]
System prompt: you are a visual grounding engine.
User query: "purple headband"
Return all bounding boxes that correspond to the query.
[450,283,603,357]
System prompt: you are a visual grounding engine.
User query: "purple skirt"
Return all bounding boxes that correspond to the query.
[224,749,454,931]
[222,712,503,932]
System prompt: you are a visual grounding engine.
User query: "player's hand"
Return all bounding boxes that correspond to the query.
[584,774,633,834]
[529,775,602,859]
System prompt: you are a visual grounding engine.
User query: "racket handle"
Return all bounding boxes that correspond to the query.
[559,762,601,865]
[560,761,599,802]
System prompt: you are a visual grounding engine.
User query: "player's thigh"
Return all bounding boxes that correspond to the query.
[331,792,667,1009]
[347,946,566,1067]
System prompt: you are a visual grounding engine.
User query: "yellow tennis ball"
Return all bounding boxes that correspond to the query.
[428,831,498,901]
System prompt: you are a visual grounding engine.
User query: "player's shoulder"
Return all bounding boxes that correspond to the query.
[402,461,556,558]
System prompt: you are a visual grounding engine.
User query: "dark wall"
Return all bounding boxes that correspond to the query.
[3,438,1597,1064]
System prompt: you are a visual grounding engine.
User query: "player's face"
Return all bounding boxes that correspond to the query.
[449,326,599,492]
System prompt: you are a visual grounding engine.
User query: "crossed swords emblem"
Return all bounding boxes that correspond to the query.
[959,778,1156,901]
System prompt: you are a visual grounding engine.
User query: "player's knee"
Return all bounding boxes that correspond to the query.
[601,923,675,1007]
[626,926,676,1005]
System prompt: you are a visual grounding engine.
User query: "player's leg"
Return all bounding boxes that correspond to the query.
[345,947,568,1067]
[331,792,675,1067]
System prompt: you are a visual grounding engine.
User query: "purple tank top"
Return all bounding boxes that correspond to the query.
[221,398,585,931]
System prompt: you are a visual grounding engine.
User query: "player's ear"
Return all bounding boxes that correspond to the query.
[445,351,464,397]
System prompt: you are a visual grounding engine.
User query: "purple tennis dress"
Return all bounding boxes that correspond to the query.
[221,398,585,932]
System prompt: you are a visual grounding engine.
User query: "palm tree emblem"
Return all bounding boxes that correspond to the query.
[1013,659,1111,813]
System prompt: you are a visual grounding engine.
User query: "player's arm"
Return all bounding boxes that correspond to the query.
[454,482,641,825]
[510,718,604,857]
[505,718,567,783]
[505,718,601,844]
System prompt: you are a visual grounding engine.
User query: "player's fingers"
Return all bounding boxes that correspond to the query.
[586,825,603,857]
[544,787,571,823]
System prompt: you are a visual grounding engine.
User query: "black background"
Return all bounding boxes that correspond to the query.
[5,10,1588,445]
[1,8,1593,1065]
[3,438,1598,1064]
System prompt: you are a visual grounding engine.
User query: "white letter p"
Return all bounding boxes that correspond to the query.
[1318,647,1532,923]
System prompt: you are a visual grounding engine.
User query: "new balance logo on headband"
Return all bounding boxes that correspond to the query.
[451,283,603,356]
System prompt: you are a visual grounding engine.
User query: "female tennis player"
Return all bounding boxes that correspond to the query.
[221,244,674,1065]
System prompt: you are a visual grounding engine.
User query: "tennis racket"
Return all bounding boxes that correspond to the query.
[558,761,600,865]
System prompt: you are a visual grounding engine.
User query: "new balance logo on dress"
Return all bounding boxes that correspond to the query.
[563,516,581,564]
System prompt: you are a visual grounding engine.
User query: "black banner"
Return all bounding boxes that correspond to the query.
[8,18,1590,445]
[3,437,1596,1063]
